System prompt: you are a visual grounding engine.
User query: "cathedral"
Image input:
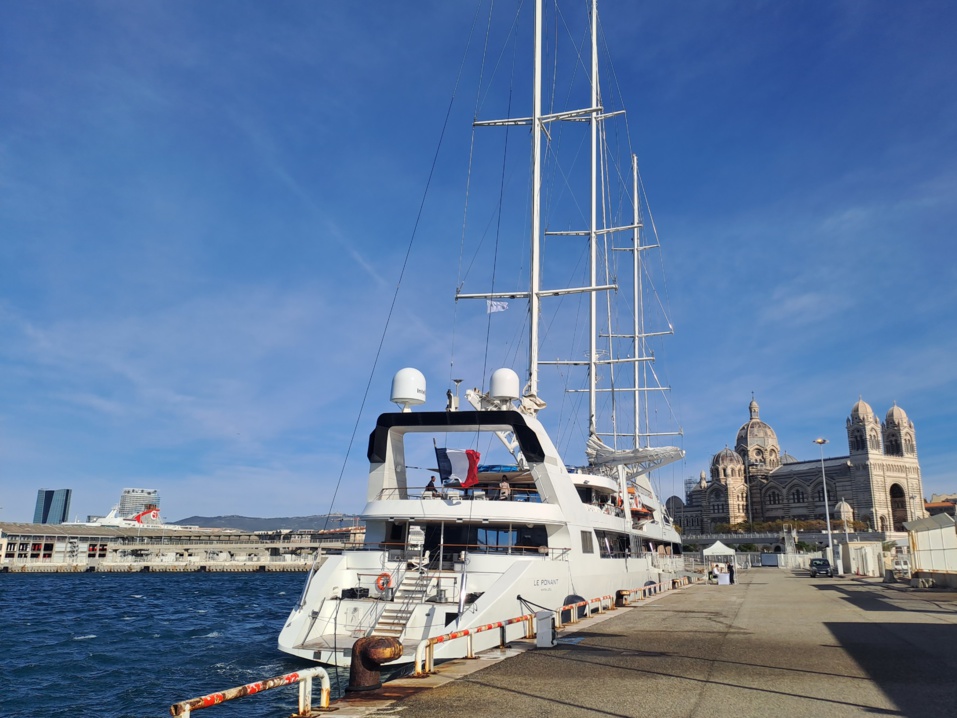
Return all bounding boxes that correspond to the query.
[668,397,924,535]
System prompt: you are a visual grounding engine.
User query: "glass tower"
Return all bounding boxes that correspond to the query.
[33,489,72,524]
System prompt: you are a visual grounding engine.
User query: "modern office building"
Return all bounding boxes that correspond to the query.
[33,489,72,525]
[117,488,160,518]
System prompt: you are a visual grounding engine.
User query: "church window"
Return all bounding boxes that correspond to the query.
[886,434,901,456]
[904,436,914,454]
[813,486,825,502]
[790,489,806,503]
[851,431,864,451]
[868,432,880,451]
[766,491,781,505]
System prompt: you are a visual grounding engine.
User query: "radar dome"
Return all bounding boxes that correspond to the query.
[391,368,426,412]
[490,368,520,401]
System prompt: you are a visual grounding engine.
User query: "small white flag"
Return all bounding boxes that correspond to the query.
[487,300,508,313]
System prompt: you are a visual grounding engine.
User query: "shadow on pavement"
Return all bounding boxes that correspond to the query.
[827,621,957,718]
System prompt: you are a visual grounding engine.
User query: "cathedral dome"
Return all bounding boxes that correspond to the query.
[711,447,743,469]
[736,419,778,447]
[734,397,780,463]
[850,398,875,423]
[886,404,909,425]
[780,452,799,464]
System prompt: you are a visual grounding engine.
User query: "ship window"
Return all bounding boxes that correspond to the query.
[594,530,630,558]
[581,531,594,554]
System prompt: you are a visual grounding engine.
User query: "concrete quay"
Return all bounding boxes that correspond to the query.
[337,567,957,718]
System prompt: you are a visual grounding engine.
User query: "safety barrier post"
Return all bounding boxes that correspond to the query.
[170,667,331,717]
[466,633,474,659]
[413,640,428,677]
[525,614,535,639]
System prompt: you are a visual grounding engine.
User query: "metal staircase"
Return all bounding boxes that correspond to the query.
[371,570,432,639]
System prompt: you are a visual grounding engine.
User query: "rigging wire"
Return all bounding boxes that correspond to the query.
[317,4,486,529]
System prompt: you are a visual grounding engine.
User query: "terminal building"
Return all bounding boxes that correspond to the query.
[0,522,363,572]
[668,397,925,536]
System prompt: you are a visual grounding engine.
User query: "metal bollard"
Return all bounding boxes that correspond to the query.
[347,636,403,692]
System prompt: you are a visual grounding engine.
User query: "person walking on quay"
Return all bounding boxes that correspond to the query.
[727,562,735,584]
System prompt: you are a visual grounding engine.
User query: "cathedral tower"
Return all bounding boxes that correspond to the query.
[846,398,882,456]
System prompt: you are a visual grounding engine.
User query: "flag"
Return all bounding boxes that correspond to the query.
[486,299,508,313]
[435,447,481,487]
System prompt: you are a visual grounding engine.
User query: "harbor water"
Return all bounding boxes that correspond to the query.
[0,571,352,718]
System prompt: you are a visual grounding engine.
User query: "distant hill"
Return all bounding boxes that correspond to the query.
[170,514,361,532]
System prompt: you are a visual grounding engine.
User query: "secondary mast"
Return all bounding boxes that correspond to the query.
[529,0,543,401]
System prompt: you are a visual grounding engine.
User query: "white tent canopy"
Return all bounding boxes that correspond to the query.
[703,541,737,557]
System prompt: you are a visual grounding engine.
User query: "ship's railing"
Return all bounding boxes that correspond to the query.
[376,486,543,502]
[169,666,331,717]
[340,541,569,561]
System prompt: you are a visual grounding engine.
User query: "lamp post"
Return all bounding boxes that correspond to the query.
[813,438,835,570]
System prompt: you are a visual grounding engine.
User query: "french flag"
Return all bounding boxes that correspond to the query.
[435,447,481,487]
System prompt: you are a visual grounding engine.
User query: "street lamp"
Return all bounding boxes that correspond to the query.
[813,438,835,570]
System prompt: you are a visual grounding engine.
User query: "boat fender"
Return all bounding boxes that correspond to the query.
[375,573,393,591]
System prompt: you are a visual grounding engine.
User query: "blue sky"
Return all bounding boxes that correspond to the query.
[2,1,955,523]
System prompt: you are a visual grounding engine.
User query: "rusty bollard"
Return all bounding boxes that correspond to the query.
[346,636,404,692]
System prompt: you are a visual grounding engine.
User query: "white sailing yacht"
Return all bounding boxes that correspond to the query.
[278,0,684,666]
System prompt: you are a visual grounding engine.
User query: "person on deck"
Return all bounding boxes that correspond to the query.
[425,476,439,496]
[499,476,511,501]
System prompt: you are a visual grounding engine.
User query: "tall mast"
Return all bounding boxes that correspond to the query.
[528,0,543,399]
[632,154,642,447]
[588,0,599,434]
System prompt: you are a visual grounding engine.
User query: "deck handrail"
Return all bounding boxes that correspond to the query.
[169,666,331,717]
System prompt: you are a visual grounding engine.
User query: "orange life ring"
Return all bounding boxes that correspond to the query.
[375,573,392,591]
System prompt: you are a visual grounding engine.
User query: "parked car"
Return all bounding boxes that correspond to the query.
[809,558,833,578]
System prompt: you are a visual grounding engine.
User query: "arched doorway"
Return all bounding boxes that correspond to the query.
[889,484,907,531]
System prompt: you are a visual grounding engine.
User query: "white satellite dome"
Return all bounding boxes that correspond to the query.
[489,368,520,402]
[391,368,426,412]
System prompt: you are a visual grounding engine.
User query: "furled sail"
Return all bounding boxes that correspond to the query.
[586,434,684,472]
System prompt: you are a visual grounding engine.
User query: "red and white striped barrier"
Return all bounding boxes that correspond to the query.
[169,666,331,717]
